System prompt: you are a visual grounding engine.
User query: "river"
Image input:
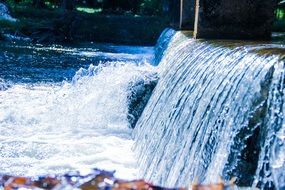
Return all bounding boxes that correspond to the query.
[0,41,155,179]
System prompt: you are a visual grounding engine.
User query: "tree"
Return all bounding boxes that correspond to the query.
[61,0,75,10]
[86,0,96,7]
[33,0,45,8]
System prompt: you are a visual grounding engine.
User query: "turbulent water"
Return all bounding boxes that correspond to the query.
[133,29,285,189]
[1,29,285,190]
[0,42,155,179]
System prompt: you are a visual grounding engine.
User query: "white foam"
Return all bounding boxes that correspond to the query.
[0,62,156,180]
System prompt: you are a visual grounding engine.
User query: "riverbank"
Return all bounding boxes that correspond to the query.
[0,5,169,45]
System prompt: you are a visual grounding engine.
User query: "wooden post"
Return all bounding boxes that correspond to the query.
[193,0,200,39]
[177,0,195,30]
[179,0,184,29]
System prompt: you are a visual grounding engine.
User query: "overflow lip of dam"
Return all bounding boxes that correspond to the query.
[170,0,278,40]
[134,28,285,189]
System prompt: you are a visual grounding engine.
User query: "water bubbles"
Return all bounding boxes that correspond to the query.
[0,42,156,180]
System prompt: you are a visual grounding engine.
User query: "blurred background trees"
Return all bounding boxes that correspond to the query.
[1,0,168,15]
[0,0,171,44]
[274,0,285,31]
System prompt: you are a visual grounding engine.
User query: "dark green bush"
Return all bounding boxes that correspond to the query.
[139,0,161,15]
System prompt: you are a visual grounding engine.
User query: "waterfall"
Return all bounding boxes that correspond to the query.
[133,30,285,189]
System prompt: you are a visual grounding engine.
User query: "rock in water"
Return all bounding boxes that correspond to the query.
[127,73,158,128]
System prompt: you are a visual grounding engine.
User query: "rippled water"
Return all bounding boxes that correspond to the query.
[0,42,155,179]
[0,42,154,83]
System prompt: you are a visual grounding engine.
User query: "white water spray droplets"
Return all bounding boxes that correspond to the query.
[269,64,285,190]
[0,61,156,179]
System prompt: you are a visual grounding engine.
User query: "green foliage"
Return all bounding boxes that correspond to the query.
[0,19,24,38]
[4,0,15,8]
[139,0,161,15]
[18,0,34,6]
[276,8,285,19]
[273,19,285,32]
[44,1,58,9]
[76,7,102,14]
[4,0,163,16]
[0,0,168,44]
[0,19,20,30]
[274,7,285,32]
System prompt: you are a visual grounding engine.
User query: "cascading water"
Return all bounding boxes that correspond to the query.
[2,28,285,190]
[133,29,285,189]
[0,43,156,179]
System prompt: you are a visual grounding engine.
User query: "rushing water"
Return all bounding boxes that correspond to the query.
[2,29,285,190]
[133,29,285,189]
[0,41,155,179]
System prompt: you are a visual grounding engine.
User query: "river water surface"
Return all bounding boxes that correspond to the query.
[0,41,155,179]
